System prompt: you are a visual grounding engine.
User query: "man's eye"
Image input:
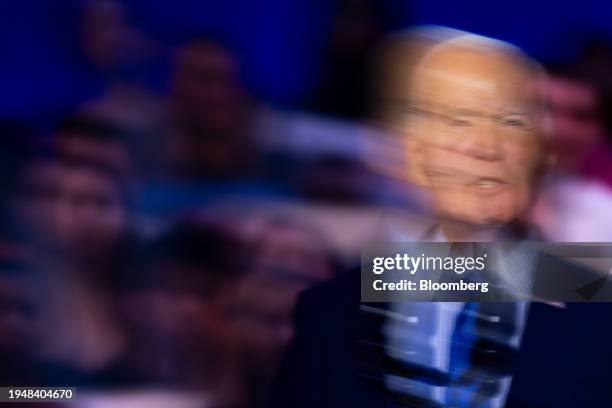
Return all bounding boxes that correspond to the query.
[502,117,530,129]
[447,117,471,127]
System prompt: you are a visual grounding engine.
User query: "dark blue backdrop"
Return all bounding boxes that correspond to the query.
[0,0,610,122]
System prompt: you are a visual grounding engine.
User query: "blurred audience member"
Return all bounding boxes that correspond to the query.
[227,274,303,408]
[0,122,41,239]
[533,59,612,240]
[9,153,133,375]
[244,214,339,283]
[573,36,612,138]
[78,0,165,171]
[165,37,258,180]
[0,244,83,387]
[53,115,134,178]
[13,156,131,262]
[104,219,247,406]
[230,214,337,406]
[137,36,299,216]
[538,63,610,175]
[80,0,154,74]
[307,0,394,120]
[0,246,42,385]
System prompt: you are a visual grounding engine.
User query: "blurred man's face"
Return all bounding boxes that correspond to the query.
[226,276,301,378]
[126,287,208,346]
[56,133,132,176]
[81,0,154,73]
[125,262,235,350]
[81,0,128,69]
[16,161,127,258]
[167,41,251,177]
[407,46,544,228]
[171,42,246,134]
[254,226,334,282]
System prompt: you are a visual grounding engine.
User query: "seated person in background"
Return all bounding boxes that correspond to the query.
[535,63,612,180]
[103,219,247,406]
[53,114,135,179]
[137,36,295,216]
[532,63,612,240]
[164,37,259,181]
[0,246,44,385]
[228,274,304,408]
[243,214,339,284]
[270,27,612,408]
[9,153,133,376]
[13,155,131,264]
[0,243,83,387]
[230,215,340,407]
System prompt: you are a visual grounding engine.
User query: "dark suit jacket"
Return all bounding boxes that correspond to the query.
[269,255,612,408]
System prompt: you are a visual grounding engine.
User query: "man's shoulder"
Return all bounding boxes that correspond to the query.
[295,267,362,330]
[301,267,360,306]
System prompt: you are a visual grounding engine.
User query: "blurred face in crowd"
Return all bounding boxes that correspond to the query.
[124,262,235,350]
[171,40,247,134]
[537,75,602,171]
[81,0,131,70]
[81,0,154,72]
[0,271,39,355]
[57,133,132,174]
[167,40,252,177]
[56,132,132,177]
[406,40,545,236]
[15,160,127,258]
[231,219,335,377]
[253,224,335,283]
[227,275,302,378]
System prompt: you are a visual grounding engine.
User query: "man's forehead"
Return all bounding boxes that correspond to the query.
[416,35,530,72]
[411,58,535,114]
[412,41,534,91]
[413,100,532,116]
[412,75,535,114]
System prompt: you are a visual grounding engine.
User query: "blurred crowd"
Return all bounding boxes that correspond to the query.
[2,0,612,407]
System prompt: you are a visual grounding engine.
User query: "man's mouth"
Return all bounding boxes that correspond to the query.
[425,167,511,194]
[471,177,509,192]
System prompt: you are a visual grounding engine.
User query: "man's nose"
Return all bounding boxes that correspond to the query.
[456,119,503,161]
